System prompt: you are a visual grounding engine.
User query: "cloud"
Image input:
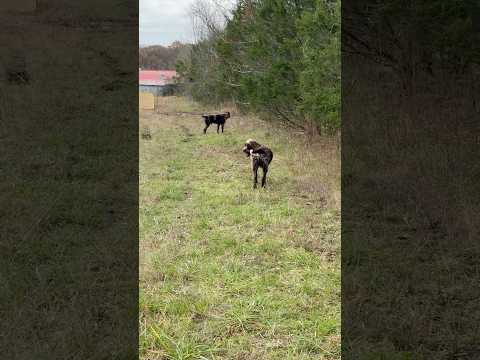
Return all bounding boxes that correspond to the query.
[140,0,236,46]
[140,0,195,46]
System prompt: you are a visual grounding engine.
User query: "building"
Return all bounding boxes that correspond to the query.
[139,70,177,97]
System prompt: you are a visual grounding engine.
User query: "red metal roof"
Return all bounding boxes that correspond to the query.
[139,70,177,86]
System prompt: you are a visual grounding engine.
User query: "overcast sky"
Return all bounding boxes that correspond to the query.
[140,0,195,46]
[140,0,236,47]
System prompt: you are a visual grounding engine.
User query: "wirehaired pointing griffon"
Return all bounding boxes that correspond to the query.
[202,112,231,134]
[242,139,273,189]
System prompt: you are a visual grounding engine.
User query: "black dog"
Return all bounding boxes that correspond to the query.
[242,139,273,188]
[202,112,230,134]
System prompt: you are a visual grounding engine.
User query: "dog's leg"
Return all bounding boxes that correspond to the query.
[217,124,220,133]
[203,122,210,134]
[221,123,224,133]
[252,162,259,189]
[261,166,268,187]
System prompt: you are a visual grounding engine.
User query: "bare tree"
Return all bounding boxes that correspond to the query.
[189,0,235,42]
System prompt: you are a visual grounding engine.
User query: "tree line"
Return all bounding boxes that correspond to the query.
[176,0,340,135]
[139,42,191,70]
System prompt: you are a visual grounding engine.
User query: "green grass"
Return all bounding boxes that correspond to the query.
[140,97,340,359]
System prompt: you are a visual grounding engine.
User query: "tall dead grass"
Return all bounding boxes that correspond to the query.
[343,59,479,239]
[226,99,341,210]
[343,57,480,357]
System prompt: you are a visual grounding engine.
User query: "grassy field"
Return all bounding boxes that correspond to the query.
[139,96,340,359]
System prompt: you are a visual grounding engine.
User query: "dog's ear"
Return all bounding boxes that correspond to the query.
[247,140,261,150]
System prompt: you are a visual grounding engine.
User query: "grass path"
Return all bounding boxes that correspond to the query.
[140,97,340,359]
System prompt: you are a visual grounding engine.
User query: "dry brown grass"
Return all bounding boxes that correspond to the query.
[342,58,480,358]
[1,2,138,358]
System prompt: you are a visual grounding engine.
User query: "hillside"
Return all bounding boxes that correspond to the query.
[139,43,191,70]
